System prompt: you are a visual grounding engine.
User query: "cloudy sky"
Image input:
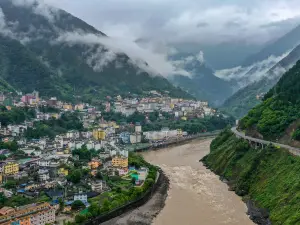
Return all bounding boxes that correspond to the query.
[42,0,300,46]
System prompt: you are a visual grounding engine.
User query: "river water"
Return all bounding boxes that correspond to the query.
[142,138,255,225]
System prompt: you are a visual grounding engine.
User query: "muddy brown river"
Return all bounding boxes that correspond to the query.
[102,138,255,225]
[143,138,255,225]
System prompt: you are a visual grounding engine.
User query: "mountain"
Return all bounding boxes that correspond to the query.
[242,24,300,66]
[222,44,300,118]
[175,42,262,70]
[0,0,191,102]
[169,53,234,106]
[239,60,300,145]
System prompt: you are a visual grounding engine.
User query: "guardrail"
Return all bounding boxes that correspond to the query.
[231,127,300,156]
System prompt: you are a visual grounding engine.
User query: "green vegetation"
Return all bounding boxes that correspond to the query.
[67,153,158,224]
[0,106,35,126]
[0,2,192,103]
[221,79,267,119]
[102,110,234,134]
[72,146,99,161]
[0,192,50,208]
[66,169,83,184]
[0,140,18,152]
[143,115,235,134]
[292,128,300,140]
[72,200,86,210]
[202,130,300,225]
[25,112,83,139]
[240,61,300,140]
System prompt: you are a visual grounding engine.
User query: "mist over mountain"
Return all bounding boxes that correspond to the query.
[222,43,300,118]
[242,24,300,67]
[169,52,234,106]
[0,0,192,101]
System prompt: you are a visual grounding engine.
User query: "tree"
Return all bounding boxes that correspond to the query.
[58,197,64,211]
[0,155,7,160]
[131,177,136,185]
[75,214,86,223]
[88,203,101,217]
[96,172,103,179]
[71,200,85,210]
[67,169,82,184]
[0,193,7,207]
[4,180,17,189]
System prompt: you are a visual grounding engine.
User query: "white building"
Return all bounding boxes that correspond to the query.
[38,169,50,181]
[31,207,56,225]
[38,160,51,167]
[74,193,88,203]
[91,180,105,192]
[130,134,141,144]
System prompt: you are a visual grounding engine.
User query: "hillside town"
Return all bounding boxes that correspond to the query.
[0,90,222,224]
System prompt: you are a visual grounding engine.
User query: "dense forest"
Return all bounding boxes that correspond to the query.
[240,61,300,140]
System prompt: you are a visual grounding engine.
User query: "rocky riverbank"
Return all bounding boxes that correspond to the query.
[101,172,169,225]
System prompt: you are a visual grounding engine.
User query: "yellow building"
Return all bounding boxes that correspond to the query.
[112,157,128,168]
[63,104,73,110]
[3,162,19,175]
[181,116,187,121]
[58,168,69,176]
[0,173,2,184]
[93,129,106,140]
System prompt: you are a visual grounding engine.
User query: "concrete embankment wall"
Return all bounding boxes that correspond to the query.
[84,170,169,225]
[135,131,220,152]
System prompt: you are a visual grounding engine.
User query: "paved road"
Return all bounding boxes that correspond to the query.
[231,127,300,156]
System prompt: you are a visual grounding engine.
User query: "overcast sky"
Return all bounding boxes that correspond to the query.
[42,0,300,46]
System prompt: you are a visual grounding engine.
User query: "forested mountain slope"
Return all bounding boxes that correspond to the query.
[222,44,300,118]
[0,0,191,101]
[239,61,300,142]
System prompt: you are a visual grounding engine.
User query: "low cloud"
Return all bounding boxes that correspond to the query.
[0,7,15,38]
[215,51,290,87]
[85,47,118,72]
[11,0,59,22]
[54,31,190,77]
[43,0,300,46]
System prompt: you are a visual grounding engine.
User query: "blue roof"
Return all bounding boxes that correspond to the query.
[65,200,74,206]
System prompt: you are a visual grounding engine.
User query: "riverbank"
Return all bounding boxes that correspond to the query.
[101,171,169,225]
[202,130,300,225]
[100,137,255,225]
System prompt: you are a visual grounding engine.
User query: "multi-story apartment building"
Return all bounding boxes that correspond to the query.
[0,203,55,225]
[92,129,106,140]
[112,156,128,168]
[2,162,19,176]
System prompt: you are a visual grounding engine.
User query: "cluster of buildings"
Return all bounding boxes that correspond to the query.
[0,203,55,225]
[0,90,219,224]
[113,95,216,119]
